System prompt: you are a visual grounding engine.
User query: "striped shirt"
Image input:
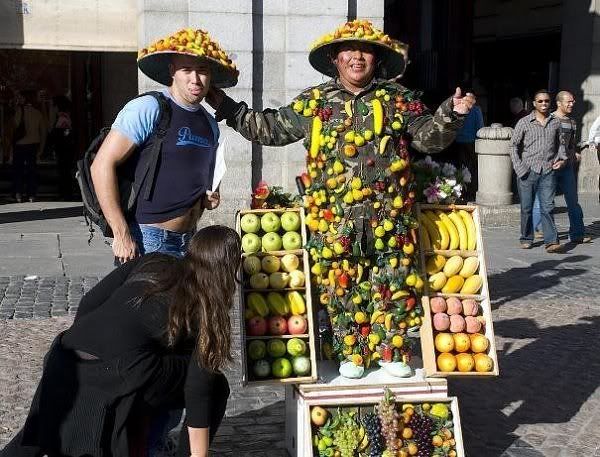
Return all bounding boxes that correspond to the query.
[509,111,567,178]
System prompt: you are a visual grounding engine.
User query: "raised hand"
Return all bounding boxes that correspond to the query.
[452,87,476,115]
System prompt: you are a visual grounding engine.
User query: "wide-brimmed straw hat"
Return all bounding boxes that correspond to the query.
[137,28,238,88]
[308,19,408,80]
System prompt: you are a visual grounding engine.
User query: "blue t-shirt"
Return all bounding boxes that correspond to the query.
[455,105,484,144]
[112,89,218,146]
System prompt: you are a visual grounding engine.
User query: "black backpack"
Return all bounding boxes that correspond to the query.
[76,91,172,240]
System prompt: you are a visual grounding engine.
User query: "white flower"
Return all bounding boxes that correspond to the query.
[453,184,463,196]
[439,190,448,199]
[445,178,457,187]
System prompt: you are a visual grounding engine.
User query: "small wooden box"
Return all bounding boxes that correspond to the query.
[235,207,318,385]
[416,203,499,377]
[295,390,465,457]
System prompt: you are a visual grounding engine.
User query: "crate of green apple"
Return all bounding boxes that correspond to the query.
[237,208,317,384]
[308,389,464,457]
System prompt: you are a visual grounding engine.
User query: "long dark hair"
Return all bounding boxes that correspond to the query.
[135,225,241,371]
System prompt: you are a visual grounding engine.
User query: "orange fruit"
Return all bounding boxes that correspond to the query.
[453,333,471,353]
[434,333,455,353]
[455,353,475,372]
[474,353,494,372]
[402,427,413,439]
[469,333,489,353]
[436,352,457,372]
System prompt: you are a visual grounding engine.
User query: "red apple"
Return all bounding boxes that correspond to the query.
[287,315,307,335]
[247,316,267,336]
[268,316,288,336]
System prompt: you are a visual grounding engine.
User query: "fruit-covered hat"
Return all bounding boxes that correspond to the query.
[308,19,408,80]
[137,28,239,88]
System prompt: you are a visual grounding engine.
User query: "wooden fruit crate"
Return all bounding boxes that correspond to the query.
[301,394,465,457]
[416,203,499,377]
[236,207,317,385]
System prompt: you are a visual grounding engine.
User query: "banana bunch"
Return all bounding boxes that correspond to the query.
[427,255,482,294]
[419,209,477,251]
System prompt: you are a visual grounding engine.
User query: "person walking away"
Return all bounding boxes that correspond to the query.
[509,90,567,253]
[91,27,237,263]
[12,90,46,203]
[454,100,484,200]
[51,96,76,200]
[532,91,590,244]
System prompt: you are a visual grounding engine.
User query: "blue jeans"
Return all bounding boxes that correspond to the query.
[532,164,585,241]
[129,223,194,258]
[517,170,558,245]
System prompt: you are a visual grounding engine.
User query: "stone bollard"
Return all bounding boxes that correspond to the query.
[576,144,600,201]
[475,123,514,206]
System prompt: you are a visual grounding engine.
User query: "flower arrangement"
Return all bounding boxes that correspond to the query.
[251,180,302,209]
[412,156,472,204]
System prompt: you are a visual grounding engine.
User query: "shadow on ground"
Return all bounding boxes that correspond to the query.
[209,401,288,456]
[0,205,83,224]
[488,255,590,309]
[450,316,600,456]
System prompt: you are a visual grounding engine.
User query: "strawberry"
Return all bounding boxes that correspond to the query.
[382,346,393,362]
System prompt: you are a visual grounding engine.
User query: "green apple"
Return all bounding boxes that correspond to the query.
[261,255,281,274]
[282,231,302,250]
[269,272,290,289]
[288,270,305,288]
[243,256,262,275]
[280,211,301,232]
[248,340,267,360]
[249,272,269,289]
[262,232,282,252]
[240,213,261,234]
[266,338,287,358]
[271,357,293,378]
[241,233,261,254]
[260,212,281,233]
[280,253,300,272]
[252,359,270,378]
[287,337,307,357]
[292,356,311,376]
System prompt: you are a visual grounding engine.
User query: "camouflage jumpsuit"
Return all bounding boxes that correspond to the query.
[217,77,464,368]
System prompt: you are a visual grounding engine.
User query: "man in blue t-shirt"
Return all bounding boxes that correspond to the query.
[91,31,238,263]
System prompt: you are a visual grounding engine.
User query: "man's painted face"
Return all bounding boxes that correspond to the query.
[332,42,377,90]
[169,54,212,106]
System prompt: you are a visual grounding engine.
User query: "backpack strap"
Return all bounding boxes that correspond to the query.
[136,91,172,201]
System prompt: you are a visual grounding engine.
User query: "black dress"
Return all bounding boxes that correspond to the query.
[1,253,229,457]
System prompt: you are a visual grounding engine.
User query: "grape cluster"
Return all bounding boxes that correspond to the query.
[362,412,385,456]
[332,420,360,457]
[376,396,401,453]
[409,412,434,457]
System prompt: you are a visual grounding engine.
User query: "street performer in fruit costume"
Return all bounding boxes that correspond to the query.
[207,19,475,376]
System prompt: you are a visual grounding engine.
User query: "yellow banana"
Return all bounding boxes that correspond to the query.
[419,223,432,251]
[309,116,322,158]
[328,269,336,287]
[391,290,410,301]
[372,99,384,135]
[419,214,441,249]
[436,211,459,250]
[356,264,364,283]
[384,313,394,331]
[286,291,306,315]
[379,134,391,154]
[370,310,384,324]
[344,100,353,118]
[458,209,477,250]
[448,211,468,250]
[358,428,369,450]
[424,211,449,250]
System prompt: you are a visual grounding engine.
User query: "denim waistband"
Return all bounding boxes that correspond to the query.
[137,224,194,242]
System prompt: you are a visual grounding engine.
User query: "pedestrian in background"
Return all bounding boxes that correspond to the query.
[50,95,76,201]
[12,90,46,203]
[509,89,567,253]
[532,91,591,244]
[509,96,529,127]
[454,97,484,200]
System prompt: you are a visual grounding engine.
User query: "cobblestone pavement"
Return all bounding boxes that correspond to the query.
[1,213,600,456]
